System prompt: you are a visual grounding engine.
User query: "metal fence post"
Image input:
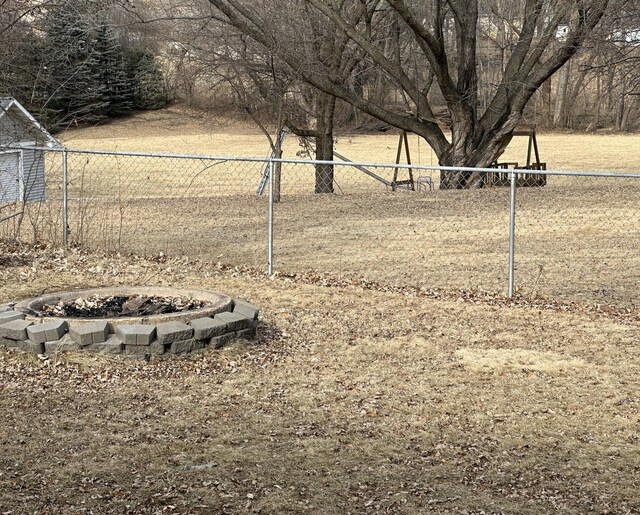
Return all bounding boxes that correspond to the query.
[62,149,69,248]
[267,159,274,275]
[507,169,517,298]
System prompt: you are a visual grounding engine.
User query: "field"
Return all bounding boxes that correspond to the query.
[60,107,640,173]
[5,107,637,306]
[1,109,639,513]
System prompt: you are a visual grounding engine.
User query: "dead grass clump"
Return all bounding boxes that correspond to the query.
[455,347,588,374]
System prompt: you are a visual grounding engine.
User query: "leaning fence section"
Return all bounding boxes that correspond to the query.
[1,145,638,308]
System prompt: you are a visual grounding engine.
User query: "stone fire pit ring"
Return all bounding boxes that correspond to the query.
[0,287,259,359]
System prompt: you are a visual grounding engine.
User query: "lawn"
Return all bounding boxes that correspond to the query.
[60,106,640,175]
[0,109,639,513]
[0,245,639,513]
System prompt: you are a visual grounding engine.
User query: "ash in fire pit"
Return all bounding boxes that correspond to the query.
[41,295,208,318]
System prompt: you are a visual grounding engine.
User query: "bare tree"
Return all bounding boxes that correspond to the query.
[165,0,371,193]
[580,1,640,131]
[208,0,611,188]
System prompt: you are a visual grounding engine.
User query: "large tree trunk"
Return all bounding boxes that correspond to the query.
[438,124,515,190]
[314,93,335,194]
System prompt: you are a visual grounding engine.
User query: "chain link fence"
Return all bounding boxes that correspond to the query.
[1,145,639,307]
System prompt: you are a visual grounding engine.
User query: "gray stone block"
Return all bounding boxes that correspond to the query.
[233,299,259,321]
[210,332,238,349]
[27,320,69,344]
[124,345,150,356]
[190,317,232,340]
[115,324,156,345]
[45,336,81,355]
[191,342,207,354]
[0,319,33,340]
[0,304,15,314]
[0,311,25,324]
[150,341,167,356]
[69,321,111,346]
[85,335,123,355]
[214,311,252,332]
[0,336,17,348]
[17,340,45,355]
[156,321,193,344]
[236,327,257,340]
[169,338,205,355]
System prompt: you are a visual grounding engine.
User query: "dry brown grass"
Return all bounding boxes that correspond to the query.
[4,107,636,307]
[0,111,635,513]
[0,246,639,513]
[59,106,640,173]
[11,179,638,307]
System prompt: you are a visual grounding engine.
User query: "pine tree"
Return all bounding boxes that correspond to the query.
[3,0,167,130]
[43,0,108,129]
[128,50,167,111]
[93,16,134,117]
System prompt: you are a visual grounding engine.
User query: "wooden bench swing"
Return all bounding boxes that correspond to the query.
[391,125,548,190]
[485,125,547,188]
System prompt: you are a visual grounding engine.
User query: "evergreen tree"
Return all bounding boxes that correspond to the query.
[43,0,108,129]
[128,50,167,111]
[2,0,167,130]
[93,16,134,116]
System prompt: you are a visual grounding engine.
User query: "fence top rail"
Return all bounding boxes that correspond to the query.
[5,144,640,180]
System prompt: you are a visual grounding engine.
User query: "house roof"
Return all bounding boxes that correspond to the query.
[0,97,62,148]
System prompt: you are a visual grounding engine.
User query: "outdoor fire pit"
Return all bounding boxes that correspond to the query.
[0,287,259,359]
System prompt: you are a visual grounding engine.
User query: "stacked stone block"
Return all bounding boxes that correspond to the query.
[0,298,259,359]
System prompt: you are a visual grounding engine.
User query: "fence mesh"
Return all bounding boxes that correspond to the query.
[1,151,64,244]
[1,146,638,308]
[274,161,511,294]
[42,151,268,269]
[514,174,640,306]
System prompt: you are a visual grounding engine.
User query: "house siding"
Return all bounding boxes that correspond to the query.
[1,98,58,203]
[0,149,46,203]
[0,151,21,203]
[22,149,46,201]
[0,114,31,147]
